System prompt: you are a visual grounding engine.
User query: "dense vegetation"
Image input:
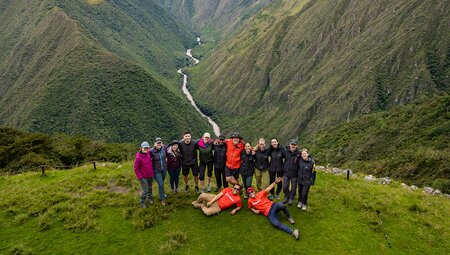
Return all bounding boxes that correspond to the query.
[156,0,272,40]
[0,0,212,142]
[0,163,448,254]
[189,0,449,141]
[303,95,450,193]
[0,128,135,174]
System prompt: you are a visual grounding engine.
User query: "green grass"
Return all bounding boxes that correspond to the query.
[0,162,449,254]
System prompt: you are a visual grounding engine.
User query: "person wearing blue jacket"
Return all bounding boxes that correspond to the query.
[297,149,316,211]
[150,137,167,206]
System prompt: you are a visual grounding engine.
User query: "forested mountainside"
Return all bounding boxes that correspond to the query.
[190,0,449,141]
[0,0,211,142]
[303,95,450,192]
[156,0,272,39]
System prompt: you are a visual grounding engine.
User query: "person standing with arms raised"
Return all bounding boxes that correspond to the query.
[179,131,200,193]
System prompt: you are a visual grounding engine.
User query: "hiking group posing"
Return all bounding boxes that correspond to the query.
[133,131,316,240]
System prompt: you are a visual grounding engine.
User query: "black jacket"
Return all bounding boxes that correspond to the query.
[298,156,316,185]
[150,146,167,172]
[255,148,269,171]
[268,145,285,173]
[283,147,300,178]
[213,143,227,169]
[178,140,198,166]
[240,151,255,177]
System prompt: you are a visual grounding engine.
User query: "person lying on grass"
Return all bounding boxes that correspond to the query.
[247,178,299,240]
[192,184,242,216]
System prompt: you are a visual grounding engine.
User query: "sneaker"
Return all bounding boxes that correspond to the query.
[161,200,166,206]
[282,197,289,204]
[148,198,154,205]
[195,186,200,194]
[269,194,274,200]
[214,187,220,192]
[276,194,281,200]
[176,188,181,193]
[297,202,302,209]
[288,198,293,205]
[185,185,190,193]
[140,202,147,209]
[171,189,176,194]
[206,184,211,192]
[287,217,295,225]
[292,229,299,240]
[201,188,206,193]
[301,205,307,211]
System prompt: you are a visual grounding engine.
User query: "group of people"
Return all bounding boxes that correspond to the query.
[133,131,316,239]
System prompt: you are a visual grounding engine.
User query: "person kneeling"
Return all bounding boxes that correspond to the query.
[192,185,242,216]
[247,178,299,240]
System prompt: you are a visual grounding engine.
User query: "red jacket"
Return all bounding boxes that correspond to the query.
[225,139,245,170]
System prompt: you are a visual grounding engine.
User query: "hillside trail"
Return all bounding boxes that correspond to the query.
[177,37,221,137]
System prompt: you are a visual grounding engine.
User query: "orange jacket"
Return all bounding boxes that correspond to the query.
[225,139,245,170]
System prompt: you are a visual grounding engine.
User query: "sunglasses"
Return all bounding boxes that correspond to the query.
[233,187,240,191]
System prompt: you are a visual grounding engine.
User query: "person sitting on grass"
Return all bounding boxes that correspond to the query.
[247,178,299,240]
[191,184,243,216]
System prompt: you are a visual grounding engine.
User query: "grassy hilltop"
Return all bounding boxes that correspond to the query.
[0,163,449,254]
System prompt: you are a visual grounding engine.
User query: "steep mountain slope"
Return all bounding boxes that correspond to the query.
[303,95,450,191]
[190,0,449,141]
[157,0,272,39]
[53,0,195,87]
[0,0,211,142]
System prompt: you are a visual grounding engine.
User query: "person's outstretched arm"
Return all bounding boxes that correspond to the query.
[265,177,282,193]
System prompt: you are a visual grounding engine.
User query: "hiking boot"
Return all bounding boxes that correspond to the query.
[276,194,281,200]
[301,204,307,211]
[292,229,299,240]
[206,184,211,192]
[282,197,289,204]
[288,198,294,205]
[195,186,200,193]
[161,200,166,206]
[214,187,220,192]
[140,202,147,209]
[297,202,302,209]
[287,217,295,225]
[269,194,274,200]
[185,185,190,193]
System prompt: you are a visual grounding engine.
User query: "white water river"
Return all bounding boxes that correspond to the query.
[177,37,221,137]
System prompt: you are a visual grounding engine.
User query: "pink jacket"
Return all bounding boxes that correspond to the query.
[134,152,154,179]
